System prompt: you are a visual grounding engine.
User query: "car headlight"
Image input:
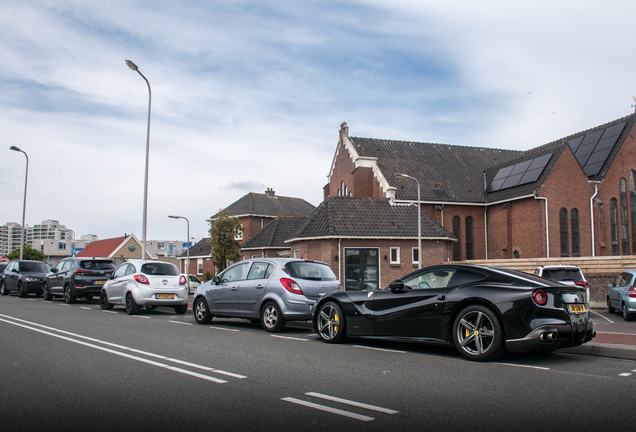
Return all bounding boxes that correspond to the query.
[25,277,38,282]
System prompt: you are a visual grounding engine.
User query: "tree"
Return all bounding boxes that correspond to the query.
[5,244,47,261]
[207,210,244,272]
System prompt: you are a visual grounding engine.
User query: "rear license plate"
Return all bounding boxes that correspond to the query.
[568,304,587,313]
[96,280,106,285]
[157,294,174,299]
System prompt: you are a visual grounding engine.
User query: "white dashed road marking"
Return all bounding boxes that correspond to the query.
[353,345,406,354]
[494,363,550,371]
[168,320,192,325]
[270,335,309,342]
[591,310,614,324]
[282,392,399,421]
[209,326,240,332]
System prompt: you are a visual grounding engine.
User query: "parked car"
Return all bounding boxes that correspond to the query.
[535,264,589,303]
[312,264,595,362]
[43,257,116,303]
[192,258,341,332]
[607,270,636,321]
[182,274,202,294]
[0,263,7,274]
[0,260,49,297]
[99,260,188,315]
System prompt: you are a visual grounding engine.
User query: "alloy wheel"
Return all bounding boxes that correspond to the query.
[456,310,496,357]
[263,305,278,329]
[194,300,207,321]
[317,304,341,341]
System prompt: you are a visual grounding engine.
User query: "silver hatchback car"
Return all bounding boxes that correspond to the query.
[99,260,188,315]
[192,258,341,332]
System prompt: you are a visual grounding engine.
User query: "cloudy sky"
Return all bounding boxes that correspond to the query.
[1,0,635,243]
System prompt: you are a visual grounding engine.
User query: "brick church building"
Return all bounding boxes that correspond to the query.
[285,112,636,290]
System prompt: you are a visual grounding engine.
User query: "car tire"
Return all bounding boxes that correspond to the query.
[261,301,286,333]
[0,281,8,296]
[174,305,187,314]
[18,282,27,298]
[622,303,634,321]
[607,297,615,314]
[99,291,114,310]
[64,285,76,304]
[316,301,347,343]
[125,293,139,315]
[193,297,212,324]
[42,283,53,301]
[452,304,505,362]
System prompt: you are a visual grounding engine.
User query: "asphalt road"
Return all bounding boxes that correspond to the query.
[1,294,636,431]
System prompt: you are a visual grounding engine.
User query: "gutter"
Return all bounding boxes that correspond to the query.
[534,193,550,258]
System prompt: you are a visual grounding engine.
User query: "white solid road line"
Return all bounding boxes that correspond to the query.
[270,335,309,342]
[281,397,375,422]
[352,345,406,353]
[0,313,246,380]
[305,392,398,414]
[0,316,227,384]
[591,310,614,324]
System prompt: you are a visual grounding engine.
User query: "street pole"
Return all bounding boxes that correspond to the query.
[168,215,190,293]
[10,146,28,261]
[125,60,151,260]
[396,173,422,269]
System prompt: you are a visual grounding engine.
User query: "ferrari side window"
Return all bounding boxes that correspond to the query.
[404,269,456,290]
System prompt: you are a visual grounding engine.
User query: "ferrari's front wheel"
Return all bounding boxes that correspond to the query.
[316,302,346,343]
[452,305,505,362]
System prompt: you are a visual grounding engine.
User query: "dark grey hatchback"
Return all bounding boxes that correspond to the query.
[43,257,116,303]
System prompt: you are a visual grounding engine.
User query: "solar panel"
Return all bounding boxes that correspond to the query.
[487,153,553,193]
[571,121,626,177]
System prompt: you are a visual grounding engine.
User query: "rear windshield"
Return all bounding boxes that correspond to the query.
[20,262,50,273]
[141,262,179,276]
[542,269,584,282]
[283,261,337,281]
[80,260,115,270]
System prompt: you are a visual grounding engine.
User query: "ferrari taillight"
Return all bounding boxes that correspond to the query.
[280,278,303,295]
[532,289,547,306]
[134,274,149,285]
[629,286,636,298]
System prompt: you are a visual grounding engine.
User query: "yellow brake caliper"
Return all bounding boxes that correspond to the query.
[334,313,339,332]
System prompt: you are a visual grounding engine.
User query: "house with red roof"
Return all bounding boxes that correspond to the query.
[76,234,150,265]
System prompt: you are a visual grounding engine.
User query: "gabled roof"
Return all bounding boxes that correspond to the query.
[286,196,455,242]
[75,235,142,258]
[241,217,306,250]
[179,238,212,258]
[210,192,316,219]
[347,112,636,204]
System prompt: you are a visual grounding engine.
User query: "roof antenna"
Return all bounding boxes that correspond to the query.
[632,97,636,113]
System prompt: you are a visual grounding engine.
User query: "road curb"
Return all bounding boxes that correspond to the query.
[559,343,636,361]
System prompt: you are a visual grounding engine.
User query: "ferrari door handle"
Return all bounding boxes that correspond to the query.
[437,295,445,301]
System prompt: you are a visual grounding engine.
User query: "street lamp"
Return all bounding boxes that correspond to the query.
[168,215,190,293]
[10,146,28,261]
[126,60,152,260]
[395,173,421,269]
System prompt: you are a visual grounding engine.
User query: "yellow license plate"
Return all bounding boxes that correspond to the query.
[157,294,174,299]
[568,304,587,313]
[96,280,106,285]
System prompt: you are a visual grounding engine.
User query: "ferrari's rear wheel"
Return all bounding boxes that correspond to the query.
[317,302,346,343]
[453,305,505,362]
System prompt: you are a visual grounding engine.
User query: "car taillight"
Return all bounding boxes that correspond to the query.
[134,274,149,285]
[179,275,187,286]
[280,278,303,295]
[532,289,547,306]
[74,270,91,276]
[629,286,636,298]
[574,281,589,288]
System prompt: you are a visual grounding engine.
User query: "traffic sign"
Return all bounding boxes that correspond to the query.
[75,248,83,252]
[182,242,192,248]
[1,256,6,262]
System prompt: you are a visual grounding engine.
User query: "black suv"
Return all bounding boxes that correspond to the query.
[43,257,116,303]
[1,260,50,297]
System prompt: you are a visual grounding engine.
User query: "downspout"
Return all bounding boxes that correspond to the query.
[534,194,550,258]
[590,186,598,257]
[338,238,342,288]
[484,206,488,259]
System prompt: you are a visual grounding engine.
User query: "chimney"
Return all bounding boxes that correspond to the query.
[339,122,348,145]
[265,188,276,197]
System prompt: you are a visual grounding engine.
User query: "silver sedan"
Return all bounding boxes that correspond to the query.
[99,259,188,315]
[192,258,341,332]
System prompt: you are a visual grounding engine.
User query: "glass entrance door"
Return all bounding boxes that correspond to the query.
[344,248,379,291]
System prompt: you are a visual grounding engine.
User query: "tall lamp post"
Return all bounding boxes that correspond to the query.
[125,60,152,260]
[10,146,28,261]
[168,215,190,293]
[395,173,421,269]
